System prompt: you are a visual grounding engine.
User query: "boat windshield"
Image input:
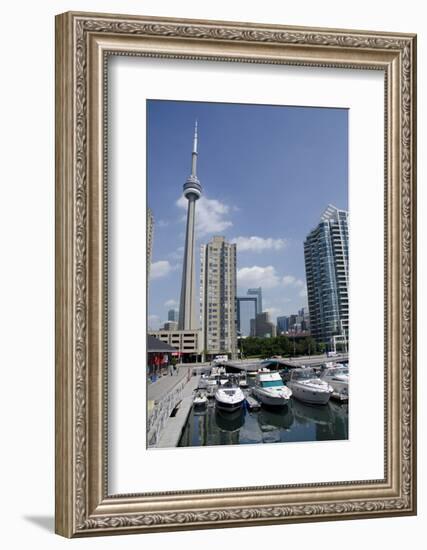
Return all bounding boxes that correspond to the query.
[330,367,348,376]
[261,380,284,388]
[293,370,315,380]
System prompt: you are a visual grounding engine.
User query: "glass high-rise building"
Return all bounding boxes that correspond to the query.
[277,315,289,334]
[304,204,349,345]
[200,236,237,358]
[167,309,179,322]
[247,287,263,314]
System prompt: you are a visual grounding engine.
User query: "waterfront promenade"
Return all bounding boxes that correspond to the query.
[147,366,191,402]
[157,374,200,448]
[147,365,201,447]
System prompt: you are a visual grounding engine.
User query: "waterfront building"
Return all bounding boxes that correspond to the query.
[277,315,289,334]
[200,236,238,358]
[247,287,263,314]
[304,204,349,347]
[178,122,202,331]
[148,329,202,362]
[168,308,179,322]
[251,312,277,338]
[147,208,154,281]
[236,296,257,337]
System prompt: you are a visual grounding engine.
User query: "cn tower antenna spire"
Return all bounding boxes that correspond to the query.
[193,119,198,153]
[191,120,198,177]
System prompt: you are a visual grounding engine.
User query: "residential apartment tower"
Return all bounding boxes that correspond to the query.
[304,204,349,347]
[200,236,238,358]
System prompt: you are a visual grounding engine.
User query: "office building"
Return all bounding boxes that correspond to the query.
[247,287,263,314]
[162,321,178,331]
[277,315,289,334]
[200,236,237,358]
[250,312,277,338]
[304,204,349,346]
[168,309,179,322]
[236,296,257,337]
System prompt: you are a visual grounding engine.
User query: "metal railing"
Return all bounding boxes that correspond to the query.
[147,369,193,447]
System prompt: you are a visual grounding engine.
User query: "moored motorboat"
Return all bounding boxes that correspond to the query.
[287,368,333,405]
[252,371,292,407]
[214,382,245,412]
[319,364,349,401]
[193,391,208,408]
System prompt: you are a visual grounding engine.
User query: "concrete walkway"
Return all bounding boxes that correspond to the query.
[157,374,200,448]
[147,366,192,402]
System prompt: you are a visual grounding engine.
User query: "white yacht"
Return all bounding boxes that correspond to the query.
[252,371,292,407]
[214,382,246,412]
[319,364,349,401]
[287,368,333,405]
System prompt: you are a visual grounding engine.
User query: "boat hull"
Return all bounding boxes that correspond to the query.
[288,383,331,405]
[252,387,291,407]
[215,398,245,412]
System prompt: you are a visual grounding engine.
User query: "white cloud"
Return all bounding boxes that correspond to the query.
[157,219,169,228]
[177,195,232,237]
[237,265,280,289]
[231,236,287,252]
[151,260,172,279]
[168,246,184,261]
[164,299,178,307]
[282,275,305,288]
[282,275,296,286]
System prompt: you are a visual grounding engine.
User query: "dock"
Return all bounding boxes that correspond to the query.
[245,393,261,410]
[222,353,348,372]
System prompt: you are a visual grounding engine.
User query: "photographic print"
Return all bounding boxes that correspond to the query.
[147,100,349,449]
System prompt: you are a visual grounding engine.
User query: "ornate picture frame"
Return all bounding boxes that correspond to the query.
[55,11,417,537]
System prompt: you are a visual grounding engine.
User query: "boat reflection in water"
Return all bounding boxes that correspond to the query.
[215,407,245,433]
[214,408,245,445]
[178,393,348,447]
[256,405,294,444]
[291,398,349,440]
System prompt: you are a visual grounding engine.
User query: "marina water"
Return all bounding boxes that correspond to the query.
[179,378,348,447]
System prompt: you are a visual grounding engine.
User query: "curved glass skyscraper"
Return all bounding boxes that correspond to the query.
[304,205,349,346]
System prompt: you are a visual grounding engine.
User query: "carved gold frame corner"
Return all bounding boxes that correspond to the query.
[55,11,417,537]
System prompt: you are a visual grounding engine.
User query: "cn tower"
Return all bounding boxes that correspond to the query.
[178,122,202,330]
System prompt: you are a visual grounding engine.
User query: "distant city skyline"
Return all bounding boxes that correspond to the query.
[148,100,348,330]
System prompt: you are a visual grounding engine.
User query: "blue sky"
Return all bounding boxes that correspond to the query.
[147,100,348,330]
